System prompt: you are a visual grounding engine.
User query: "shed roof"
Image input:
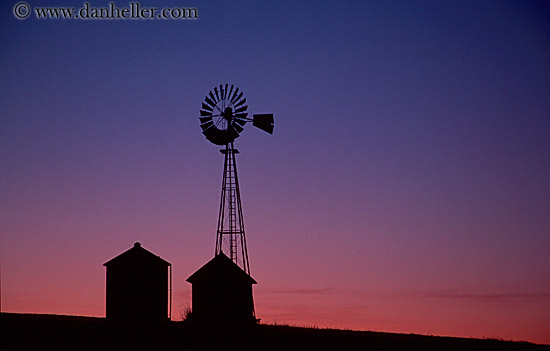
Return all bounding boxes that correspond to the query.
[103,242,171,267]
[186,253,257,284]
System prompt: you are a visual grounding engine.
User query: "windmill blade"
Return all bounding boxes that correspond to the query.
[200,120,214,131]
[203,127,217,137]
[228,84,234,101]
[231,91,244,104]
[202,103,213,112]
[203,128,225,145]
[253,113,274,134]
[205,96,216,108]
[208,91,217,104]
[234,112,249,119]
[235,105,248,113]
[214,87,220,102]
[224,83,229,100]
[227,126,239,141]
[207,127,236,145]
[200,116,212,124]
[234,98,247,108]
[234,118,247,127]
[220,84,225,101]
[200,110,212,117]
[230,87,240,103]
[232,122,244,133]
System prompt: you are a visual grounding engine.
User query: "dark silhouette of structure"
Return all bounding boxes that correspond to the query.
[187,253,257,324]
[193,84,273,324]
[199,84,274,274]
[103,242,171,325]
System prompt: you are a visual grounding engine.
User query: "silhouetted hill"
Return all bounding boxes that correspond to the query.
[2,313,548,351]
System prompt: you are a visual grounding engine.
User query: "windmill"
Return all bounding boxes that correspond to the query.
[199,83,274,275]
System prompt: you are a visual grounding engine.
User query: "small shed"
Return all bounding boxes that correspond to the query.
[187,253,257,324]
[104,242,171,324]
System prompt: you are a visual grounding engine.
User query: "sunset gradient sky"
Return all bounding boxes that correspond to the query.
[1,0,550,344]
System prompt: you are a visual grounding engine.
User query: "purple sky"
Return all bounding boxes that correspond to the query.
[1,0,550,344]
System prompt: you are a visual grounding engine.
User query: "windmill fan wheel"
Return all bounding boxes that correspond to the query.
[199,84,249,145]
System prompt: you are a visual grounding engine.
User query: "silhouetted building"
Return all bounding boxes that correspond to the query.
[104,242,171,324]
[187,253,257,325]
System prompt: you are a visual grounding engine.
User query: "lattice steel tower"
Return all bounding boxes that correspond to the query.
[199,84,274,274]
[215,143,249,273]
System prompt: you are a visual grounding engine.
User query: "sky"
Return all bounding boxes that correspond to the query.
[1,0,550,344]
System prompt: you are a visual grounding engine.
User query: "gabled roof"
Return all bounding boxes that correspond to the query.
[103,242,171,267]
[186,253,257,284]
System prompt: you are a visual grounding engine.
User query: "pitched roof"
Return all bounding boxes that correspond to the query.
[186,253,257,284]
[103,242,171,267]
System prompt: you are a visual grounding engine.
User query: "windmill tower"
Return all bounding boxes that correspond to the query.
[199,84,274,275]
[188,84,273,324]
